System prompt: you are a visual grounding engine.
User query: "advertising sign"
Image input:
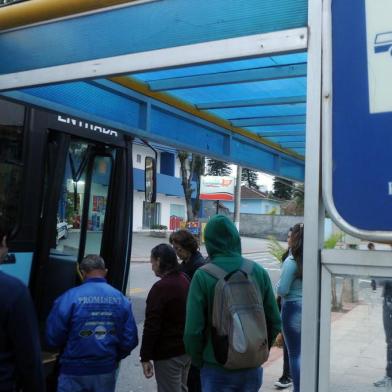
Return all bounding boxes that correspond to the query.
[199,176,235,201]
[327,0,392,233]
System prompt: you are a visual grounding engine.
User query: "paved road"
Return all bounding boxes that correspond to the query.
[116,247,282,392]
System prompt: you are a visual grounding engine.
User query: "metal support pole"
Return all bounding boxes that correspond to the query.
[234,165,242,231]
[301,0,323,390]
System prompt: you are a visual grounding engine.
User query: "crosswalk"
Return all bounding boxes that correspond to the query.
[243,251,282,272]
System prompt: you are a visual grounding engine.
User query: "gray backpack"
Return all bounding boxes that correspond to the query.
[201,259,269,369]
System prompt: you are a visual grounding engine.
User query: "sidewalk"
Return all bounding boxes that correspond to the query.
[262,287,387,392]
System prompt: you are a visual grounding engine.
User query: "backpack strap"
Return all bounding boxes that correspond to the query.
[240,258,254,275]
[201,263,227,280]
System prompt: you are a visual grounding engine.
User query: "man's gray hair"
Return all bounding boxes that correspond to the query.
[80,254,106,273]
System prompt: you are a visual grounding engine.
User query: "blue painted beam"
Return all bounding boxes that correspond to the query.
[273,139,305,145]
[1,79,305,181]
[279,142,305,147]
[196,95,307,110]
[266,137,305,143]
[231,115,306,127]
[148,64,307,91]
[257,131,304,137]
[0,0,307,75]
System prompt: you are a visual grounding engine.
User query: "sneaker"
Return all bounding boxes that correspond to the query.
[374,376,392,387]
[274,376,293,388]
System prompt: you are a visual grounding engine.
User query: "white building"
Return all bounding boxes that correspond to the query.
[132,142,187,231]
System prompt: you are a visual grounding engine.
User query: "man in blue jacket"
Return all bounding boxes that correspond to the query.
[0,228,45,392]
[46,254,138,392]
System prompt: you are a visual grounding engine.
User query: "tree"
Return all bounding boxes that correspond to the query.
[178,151,205,221]
[273,177,294,200]
[206,159,232,176]
[292,183,304,215]
[241,168,258,189]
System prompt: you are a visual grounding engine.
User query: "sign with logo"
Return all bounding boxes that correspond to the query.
[200,176,235,201]
[328,0,392,232]
[365,1,392,114]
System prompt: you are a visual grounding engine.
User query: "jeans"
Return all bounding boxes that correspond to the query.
[200,366,262,392]
[384,296,392,377]
[282,300,302,392]
[282,340,291,378]
[57,371,116,392]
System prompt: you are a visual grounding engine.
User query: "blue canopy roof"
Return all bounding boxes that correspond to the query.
[0,0,308,181]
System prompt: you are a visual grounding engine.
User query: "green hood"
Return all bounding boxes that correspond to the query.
[204,215,242,258]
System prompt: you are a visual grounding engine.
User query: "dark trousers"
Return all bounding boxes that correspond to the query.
[187,365,201,392]
[384,296,392,377]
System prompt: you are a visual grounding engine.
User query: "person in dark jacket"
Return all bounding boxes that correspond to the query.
[169,229,205,281]
[0,227,45,392]
[169,229,204,392]
[46,254,138,392]
[140,244,190,392]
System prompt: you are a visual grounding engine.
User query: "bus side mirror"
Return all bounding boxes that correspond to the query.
[145,156,157,203]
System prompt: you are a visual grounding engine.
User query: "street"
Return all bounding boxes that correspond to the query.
[116,234,282,392]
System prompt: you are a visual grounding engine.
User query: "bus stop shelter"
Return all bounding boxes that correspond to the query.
[1,1,389,391]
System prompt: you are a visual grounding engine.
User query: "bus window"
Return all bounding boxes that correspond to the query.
[0,100,25,234]
[55,141,89,255]
[84,154,114,255]
[54,141,114,259]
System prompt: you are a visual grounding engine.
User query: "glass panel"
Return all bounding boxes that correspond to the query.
[142,202,161,229]
[55,141,89,255]
[0,99,25,231]
[84,155,113,255]
[330,273,392,391]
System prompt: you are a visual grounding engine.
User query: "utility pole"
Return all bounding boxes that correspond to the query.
[234,165,242,231]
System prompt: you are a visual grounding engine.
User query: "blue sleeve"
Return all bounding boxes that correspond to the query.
[45,293,72,348]
[277,258,298,297]
[117,298,138,360]
[9,285,45,392]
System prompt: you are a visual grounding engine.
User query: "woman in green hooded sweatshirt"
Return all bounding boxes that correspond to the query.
[184,215,281,392]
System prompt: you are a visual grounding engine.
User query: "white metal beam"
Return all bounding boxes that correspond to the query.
[301,0,323,390]
[0,27,308,91]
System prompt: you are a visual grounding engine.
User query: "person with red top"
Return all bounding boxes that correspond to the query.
[140,244,190,392]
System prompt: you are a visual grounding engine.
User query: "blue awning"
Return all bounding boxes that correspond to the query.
[0,0,308,181]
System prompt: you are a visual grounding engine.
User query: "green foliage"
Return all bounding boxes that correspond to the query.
[273,177,294,200]
[206,159,232,176]
[267,207,277,215]
[241,168,258,189]
[267,235,286,262]
[151,224,167,230]
[324,232,343,249]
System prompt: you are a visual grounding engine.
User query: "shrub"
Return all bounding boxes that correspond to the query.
[267,235,286,262]
[150,224,168,230]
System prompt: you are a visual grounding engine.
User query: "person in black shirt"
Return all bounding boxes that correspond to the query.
[169,230,205,392]
[374,279,392,387]
[0,227,45,392]
[169,230,205,281]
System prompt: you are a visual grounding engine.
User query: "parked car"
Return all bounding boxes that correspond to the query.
[56,217,68,242]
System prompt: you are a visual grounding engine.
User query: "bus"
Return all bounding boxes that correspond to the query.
[0,96,155,369]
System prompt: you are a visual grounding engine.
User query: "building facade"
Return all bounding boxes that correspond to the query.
[132,143,188,231]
